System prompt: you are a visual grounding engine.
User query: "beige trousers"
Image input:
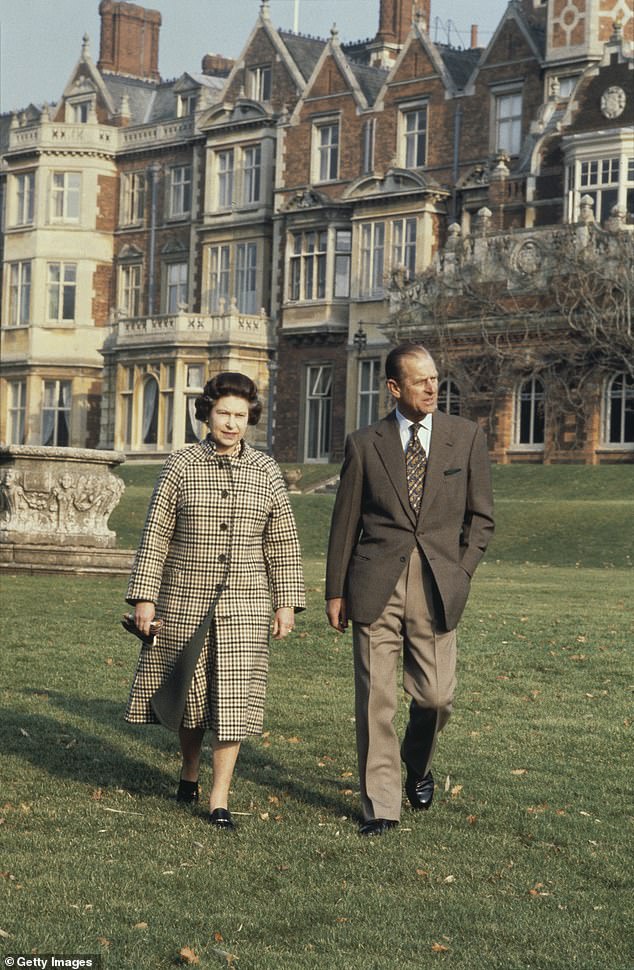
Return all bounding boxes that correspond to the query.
[352,548,457,822]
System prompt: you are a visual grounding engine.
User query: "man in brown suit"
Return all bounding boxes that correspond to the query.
[326,343,494,836]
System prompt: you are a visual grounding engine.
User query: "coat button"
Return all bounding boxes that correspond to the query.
[221,490,229,499]
[220,523,228,531]
[218,554,227,563]
[216,583,224,592]
[400,556,407,563]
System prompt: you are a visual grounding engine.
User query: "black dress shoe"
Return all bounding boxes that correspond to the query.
[405,769,434,810]
[208,808,236,830]
[176,778,199,804]
[358,818,398,837]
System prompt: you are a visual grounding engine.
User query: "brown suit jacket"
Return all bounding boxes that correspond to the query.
[325,410,494,630]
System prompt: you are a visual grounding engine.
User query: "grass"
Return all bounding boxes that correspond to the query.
[1,465,633,969]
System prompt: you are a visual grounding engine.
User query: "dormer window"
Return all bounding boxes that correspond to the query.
[247,65,272,102]
[68,98,93,123]
[178,93,198,117]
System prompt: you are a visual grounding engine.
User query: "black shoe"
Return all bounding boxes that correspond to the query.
[359,818,398,837]
[208,808,235,830]
[405,769,434,810]
[176,778,199,804]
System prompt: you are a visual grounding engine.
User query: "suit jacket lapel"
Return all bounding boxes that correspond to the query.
[419,410,454,518]
[372,411,416,527]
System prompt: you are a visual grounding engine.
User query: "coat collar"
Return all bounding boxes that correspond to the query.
[371,411,414,525]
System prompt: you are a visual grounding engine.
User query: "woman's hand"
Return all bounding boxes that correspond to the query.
[134,601,156,636]
[272,607,295,640]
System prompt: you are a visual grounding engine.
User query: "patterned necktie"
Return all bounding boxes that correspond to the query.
[406,422,427,514]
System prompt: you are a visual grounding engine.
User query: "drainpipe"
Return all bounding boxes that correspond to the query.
[147,162,162,314]
[451,102,463,224]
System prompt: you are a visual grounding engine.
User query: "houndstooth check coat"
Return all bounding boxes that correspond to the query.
[124,436,305,740]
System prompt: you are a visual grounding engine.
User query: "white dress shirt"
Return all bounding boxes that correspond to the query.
[395,408,433,455]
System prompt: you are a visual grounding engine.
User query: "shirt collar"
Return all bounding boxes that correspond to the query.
[395,408,433,434]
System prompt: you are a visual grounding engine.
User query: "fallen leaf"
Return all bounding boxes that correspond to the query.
[0,929,10,939]
[431,942,449,952]
[97,937,111,948]
[416,868,429,878]
[287,736,301,744]
[466,814,477,825]
[443,875,455,883]
[178,945,200,965]
[133,921,148,930]
[20,728,31,738]
[450,785,463,798]
[259,812,269,821]
[213,932,224,943]
[511,769,527,776]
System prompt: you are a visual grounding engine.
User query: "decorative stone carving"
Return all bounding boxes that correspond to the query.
[0,446,126,548]
[600,86,626,119]
[514,239,542,275]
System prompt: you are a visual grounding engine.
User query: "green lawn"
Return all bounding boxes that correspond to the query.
[1,465,632,969]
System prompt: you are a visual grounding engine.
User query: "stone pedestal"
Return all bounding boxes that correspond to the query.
[0,445,132,575]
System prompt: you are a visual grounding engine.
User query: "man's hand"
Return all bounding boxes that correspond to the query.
[134,601,156,635]
[326,597,348,633]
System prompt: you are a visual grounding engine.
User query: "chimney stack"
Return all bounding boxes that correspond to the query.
[470,24,479,48]
[376,0,429,45]
[98,0,161,81]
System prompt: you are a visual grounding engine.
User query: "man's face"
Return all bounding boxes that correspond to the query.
[387,352,439,420]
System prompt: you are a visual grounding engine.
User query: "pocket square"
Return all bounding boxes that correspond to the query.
[121,613,164,646]
[444,467,462,476]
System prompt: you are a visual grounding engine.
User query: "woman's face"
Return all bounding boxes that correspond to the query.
[208,394,250,454]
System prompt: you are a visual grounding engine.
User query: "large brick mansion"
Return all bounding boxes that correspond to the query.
[1,0,632,463]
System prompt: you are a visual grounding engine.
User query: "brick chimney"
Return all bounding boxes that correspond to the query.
[376,0,428,44]
[98,0,161,81]
[202,53,235,78]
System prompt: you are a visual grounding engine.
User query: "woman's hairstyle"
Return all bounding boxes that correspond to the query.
[385,342,434,382]
[194,372,262,426]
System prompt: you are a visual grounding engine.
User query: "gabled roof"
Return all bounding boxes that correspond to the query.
[438,46,482,90]
[348,60,389,105]
[279,31,327,81]
[463,2,545,92]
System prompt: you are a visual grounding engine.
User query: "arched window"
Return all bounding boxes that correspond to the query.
[142,375,159,445]
[438,378,461,416]
[605,372,634,445]
[515,377,545,446]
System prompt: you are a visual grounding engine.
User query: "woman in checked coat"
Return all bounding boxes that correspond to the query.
[125,372,305,829]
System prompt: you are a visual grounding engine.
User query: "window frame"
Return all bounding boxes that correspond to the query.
[438,378,461,416]
[119,262,143,318]
[357,358,381,429]
[120,171,146,226]
[359,221,386,299]
[7,260,32,327]
[493,89,523,156]
[304,363,333,462]
[7,380,27,445]
[514,376,545,448]
[400,104,428,169]
[165,261,188,314]
[604,372,634,447]
[313,120,340,184]
[42,379,72,446]
[47,262,77,323]
[216,149,235,210]
[14,171,35,226]
[168,164,192,219]
[50,171,81,223]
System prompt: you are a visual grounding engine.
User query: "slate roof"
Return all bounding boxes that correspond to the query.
[279,31,327,80]
[102,74,161,124]
[438,46,482,89]
[349,60,388,105]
